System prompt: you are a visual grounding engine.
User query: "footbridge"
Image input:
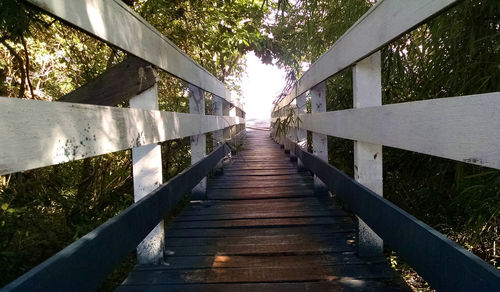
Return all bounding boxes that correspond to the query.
[1,0,499,291]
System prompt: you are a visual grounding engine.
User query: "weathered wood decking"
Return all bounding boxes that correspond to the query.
[119,129,407,291]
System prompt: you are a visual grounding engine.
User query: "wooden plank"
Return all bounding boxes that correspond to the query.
[206,190,315,200]
[209,176,313,185]
[174,210,343,221]
[164,233,353,248]
[170,217,351,229]
[182,200,327,215]
[208,181,313,188]
[122,264,397,284]
[139,253,382,270]
[292,140,500,291]
[189,197,322,206]
[59,56,156,106]
[163,240,354,256]
[221,169,306,176]
[0,97,243,175]
[166,225,355,238]
[207,182,313,189]
[130,85,164,264]
[298,93,500,169]
[210,174,309,182]
[183,204,325,216]
[353,51,383,256]
[225,162,302,167]
[27,0,237,104]
[117,280,406,292]
[2,144,230,291]
[274,0,458,110]
[227,161,293,167]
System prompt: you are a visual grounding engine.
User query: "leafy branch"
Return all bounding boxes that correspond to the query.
[272,107,301,140]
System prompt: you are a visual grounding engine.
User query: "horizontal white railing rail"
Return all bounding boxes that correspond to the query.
[0,97,244,175]
[273,93,500,169]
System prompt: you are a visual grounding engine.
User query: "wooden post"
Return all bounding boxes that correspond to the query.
[296,93,307,169]
[353,51,383,256]
[235,108,241,133]
[130,84,164,265]
[189,84,206,199]
[229,105,237,138]
[223,101,231,140]
[310,81,328,196]
[212,95,224,174]
[213,95,224,146]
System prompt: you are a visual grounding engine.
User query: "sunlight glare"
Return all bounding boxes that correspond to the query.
[237,52,286,128]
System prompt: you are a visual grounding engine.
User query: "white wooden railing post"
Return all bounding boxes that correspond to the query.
[310,81,328,196]
[236,108,241,133]
[353,51,383,256]
[130,83,164,265]
[212,95,224,174]
[213,95,224,146]
[296,93,307,169]
[223,101,231,140]
[229,105,237,138]
[283,108,290,152]
[189,84,207,199]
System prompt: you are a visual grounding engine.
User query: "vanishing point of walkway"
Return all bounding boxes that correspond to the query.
[119,129,407,291]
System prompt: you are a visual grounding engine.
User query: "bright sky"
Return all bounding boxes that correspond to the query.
[235,51,286,126]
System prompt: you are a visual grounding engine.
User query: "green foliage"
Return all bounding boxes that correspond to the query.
[134,0,271,94]
[0,0,37,41]
[267,0,371,75]
[0,13,118,100]
[272,107,301,139]
[0,151,134,286]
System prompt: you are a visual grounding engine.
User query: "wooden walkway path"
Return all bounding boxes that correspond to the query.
[119,129,407,291]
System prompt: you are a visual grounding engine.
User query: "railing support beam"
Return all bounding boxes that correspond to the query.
[130,83,164,265]
[353,51,383,257]
[213,95,224,146]
[213,95,224,174]
[223,101,231,140]
[311,81,328,196]
[229,104,237,138]
[189,84,207,199]
[296,93,307,170]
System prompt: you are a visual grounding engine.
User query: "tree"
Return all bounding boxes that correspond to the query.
[134,0,271,94]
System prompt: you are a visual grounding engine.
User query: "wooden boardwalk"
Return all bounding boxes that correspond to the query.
[119,129,407,291]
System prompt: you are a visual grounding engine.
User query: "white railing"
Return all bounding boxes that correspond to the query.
[0,0,245,267]
[271,0,500,289]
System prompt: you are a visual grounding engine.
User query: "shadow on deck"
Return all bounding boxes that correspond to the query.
[119,129,407,291]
